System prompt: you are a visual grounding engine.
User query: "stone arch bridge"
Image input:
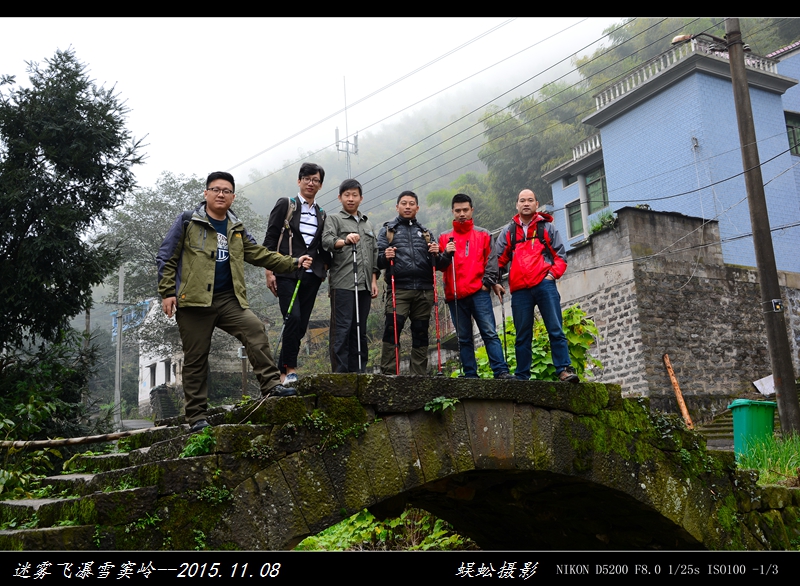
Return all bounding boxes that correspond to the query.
[1,375,798,550]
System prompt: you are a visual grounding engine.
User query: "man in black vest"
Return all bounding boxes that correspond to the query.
[377,190,449,375]
[264,163,331,385]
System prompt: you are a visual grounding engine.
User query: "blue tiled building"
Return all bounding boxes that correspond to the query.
[543,37,800,272]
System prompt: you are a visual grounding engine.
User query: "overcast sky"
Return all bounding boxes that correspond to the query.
[2,17,621,189]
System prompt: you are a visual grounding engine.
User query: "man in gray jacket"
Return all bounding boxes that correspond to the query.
[377,191,450,375]
[321,179,379,373]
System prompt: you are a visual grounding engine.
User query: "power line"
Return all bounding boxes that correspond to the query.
[351,18,703,213]
[237,17,596,194]
[357,17,781,217]
[317,17,675,209]
[226,18,517,174]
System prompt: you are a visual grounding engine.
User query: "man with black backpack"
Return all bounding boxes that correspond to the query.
[495,189,579,383]
[158,172,312,433]
[263,163,331,385]
[377,190,449,375]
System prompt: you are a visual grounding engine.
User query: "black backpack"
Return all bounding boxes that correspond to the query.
[506,220,556,265]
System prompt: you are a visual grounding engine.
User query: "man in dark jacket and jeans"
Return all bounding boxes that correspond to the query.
[263,163,330,385]
[377,191,449,375]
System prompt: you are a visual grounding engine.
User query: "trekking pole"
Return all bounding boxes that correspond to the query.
[432,260,444,376]
[352,243,362,372]
[390,258,400,375]
[499,291,508,363]
[449,236,462,375]
[274,278,301,364]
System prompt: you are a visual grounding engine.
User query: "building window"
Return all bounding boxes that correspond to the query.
[566,200,583,238]
[149,364,156,389]
[164,359,171,384]
[787,112,800,156]
[563,175,577,188]
[586,166,609,214]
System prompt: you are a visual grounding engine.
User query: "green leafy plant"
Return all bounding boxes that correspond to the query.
[0,395,63,497]
[55,518,81,527]
[1,513,40,531]
[180,427,216,458]
[424,397,460,413]
[103,476,138,492]
[295,507,475,551]
[125,513,161,533]
[470,305,601,381]
[235,395,252,408]
[117,437,133,452]
[244,441,276,463]
[22,483,72,500]
[589,210,616,234]
[193,484,232,505]
[193,529,207,550]
[302,411,370,452]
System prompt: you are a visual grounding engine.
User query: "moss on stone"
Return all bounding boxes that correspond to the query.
[154,494,229,550]
[316,394,369,426]
[566,382,609,415]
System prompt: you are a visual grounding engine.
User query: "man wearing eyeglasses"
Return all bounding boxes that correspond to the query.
[263,163,331,385]
[158,171,312,433]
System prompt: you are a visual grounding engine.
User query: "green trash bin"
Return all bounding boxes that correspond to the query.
[727,399,777,460]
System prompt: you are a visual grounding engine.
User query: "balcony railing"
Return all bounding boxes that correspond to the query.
[593,37,779,111]
[572,134,602,161]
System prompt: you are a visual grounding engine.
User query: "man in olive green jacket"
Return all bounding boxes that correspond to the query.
[158,171,312,432]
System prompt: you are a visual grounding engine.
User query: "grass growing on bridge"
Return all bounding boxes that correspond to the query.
[738,434,800,486]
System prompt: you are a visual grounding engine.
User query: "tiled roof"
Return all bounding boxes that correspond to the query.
[767,40,800,59]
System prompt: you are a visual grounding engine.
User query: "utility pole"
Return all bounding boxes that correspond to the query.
[725,18,800,434]
[335,77,358,177]
[113,266,124,431]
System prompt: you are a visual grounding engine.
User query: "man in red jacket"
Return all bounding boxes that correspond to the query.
[439,193,512,379]
[496,189,579,383]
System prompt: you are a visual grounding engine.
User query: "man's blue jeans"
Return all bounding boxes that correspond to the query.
[448,289,509,378]
[512,279,570,380]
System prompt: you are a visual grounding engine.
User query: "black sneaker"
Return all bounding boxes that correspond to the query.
[190,419,210,433]
[495,372,515,380]
[265,384,297,398]
[558,367,579,384]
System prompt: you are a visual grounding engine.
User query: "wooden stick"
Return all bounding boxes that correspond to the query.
[663,353,694,430]
[0,426,167,450]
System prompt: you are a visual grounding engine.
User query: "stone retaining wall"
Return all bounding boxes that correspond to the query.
[558,207,800,418]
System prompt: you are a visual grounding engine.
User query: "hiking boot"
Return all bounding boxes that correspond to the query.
[283,373,299,386]
[190,419,210,433]
[558,367,579,384]
[265,384,297,398]
[495,372,515,380]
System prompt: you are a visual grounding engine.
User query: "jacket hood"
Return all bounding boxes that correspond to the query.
[513,211,554,226]
[195,201,241,226]
[452,219,474,234]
